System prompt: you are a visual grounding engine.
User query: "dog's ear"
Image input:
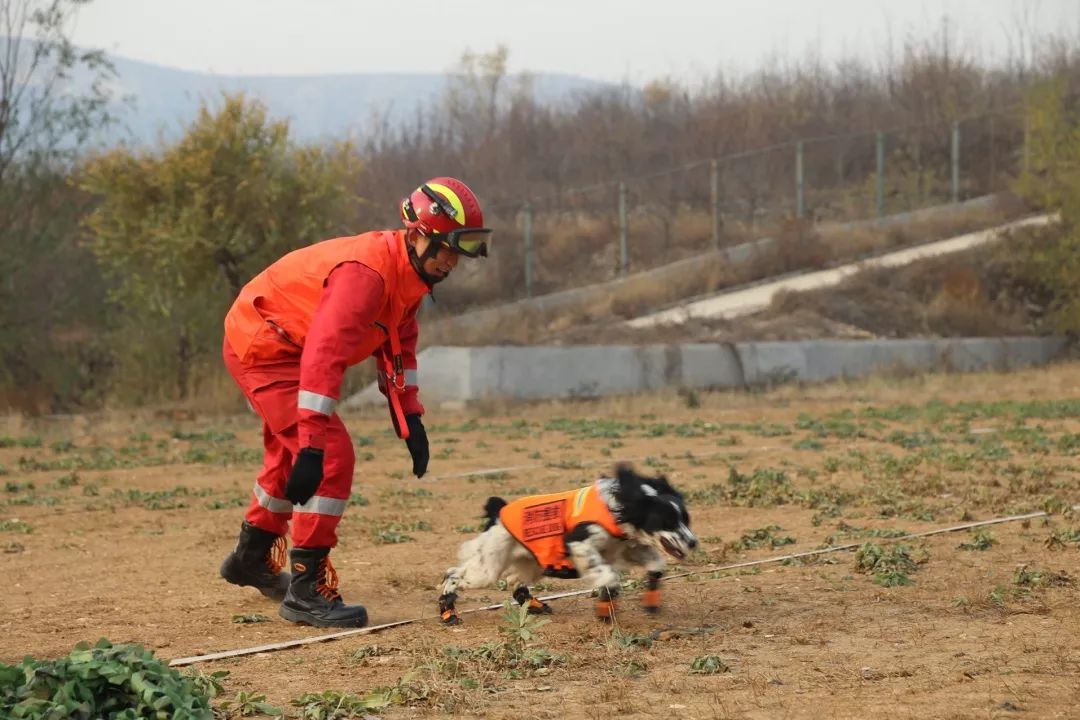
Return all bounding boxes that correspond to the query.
[614,463,637,484]
[611,463,649,513]
[647,474,680,498]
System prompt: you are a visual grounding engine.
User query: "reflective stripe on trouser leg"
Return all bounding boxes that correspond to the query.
[290,415,356,548]
[244,423,293,537]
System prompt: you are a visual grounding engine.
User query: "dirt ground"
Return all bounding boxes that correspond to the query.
[2,364,1080,719]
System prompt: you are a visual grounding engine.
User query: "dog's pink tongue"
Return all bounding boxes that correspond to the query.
[661,538,685,559]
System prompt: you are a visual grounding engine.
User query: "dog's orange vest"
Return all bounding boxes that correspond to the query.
[499,484,625,577]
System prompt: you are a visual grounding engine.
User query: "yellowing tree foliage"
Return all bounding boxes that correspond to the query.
[1011,80,1080,333]
[81,93,362,401]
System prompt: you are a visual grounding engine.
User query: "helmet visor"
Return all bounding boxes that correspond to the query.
[444,228,492,258]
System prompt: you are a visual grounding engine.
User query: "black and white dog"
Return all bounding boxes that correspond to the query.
[438,465,697,623]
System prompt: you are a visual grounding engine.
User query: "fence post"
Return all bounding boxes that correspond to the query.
[704,159,721,250]
[795,141,805,220]
[522,202,534,298]
[988,114,996,191]
[951,120,961,203]
[710,159,720,251]
[618,181,628,276]
[1022,110,1031,176]
[914,131,923,203]
[875,131,885,219]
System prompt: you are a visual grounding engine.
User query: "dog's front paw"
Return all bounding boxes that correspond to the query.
[438,593,461,626]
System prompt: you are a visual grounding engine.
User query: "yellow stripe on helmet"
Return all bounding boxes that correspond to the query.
[426,182,467,226]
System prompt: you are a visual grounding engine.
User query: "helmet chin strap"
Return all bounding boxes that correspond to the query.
[407,235,446,287]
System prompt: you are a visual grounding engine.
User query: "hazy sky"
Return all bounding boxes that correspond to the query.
[68,0,1080,82]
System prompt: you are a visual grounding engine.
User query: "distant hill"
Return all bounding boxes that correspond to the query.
[70,53,611,146]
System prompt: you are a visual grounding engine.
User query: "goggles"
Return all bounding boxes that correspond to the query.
[419,184,492,258]
[435,227,492,258]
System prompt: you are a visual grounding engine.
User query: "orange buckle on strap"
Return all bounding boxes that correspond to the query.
[390,354,406,390]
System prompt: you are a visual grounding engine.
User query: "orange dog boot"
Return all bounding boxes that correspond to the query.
[527,598,553,615]
[438,593,461,626]
[513,586,553,615]
[595,588,618,622]
[642,571,662,614]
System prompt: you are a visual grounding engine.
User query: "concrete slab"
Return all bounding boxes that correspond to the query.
[628,213,1057,328]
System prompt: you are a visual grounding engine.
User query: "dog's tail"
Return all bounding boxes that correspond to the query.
[482,497,508,530]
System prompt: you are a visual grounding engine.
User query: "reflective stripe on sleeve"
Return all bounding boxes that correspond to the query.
[298,390,337,415]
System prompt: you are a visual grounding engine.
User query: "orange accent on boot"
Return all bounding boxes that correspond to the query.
[440,608,460,624]
[267,536,287,575]
[642,589,661,609]
[527,598,547,613]
[315,557,342,601]
[595,599,617,620]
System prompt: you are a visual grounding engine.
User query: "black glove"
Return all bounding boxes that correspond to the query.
[404,414,429,478]
[285,448,324,505]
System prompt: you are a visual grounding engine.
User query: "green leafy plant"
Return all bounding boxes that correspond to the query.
[726,466,795,507]
[1013,564,1074,588]
[958,528,996,551]
[292,689,387,718]
[0,638,214,718]
[610,630,654,649]
[0,520,32,534]
[219,690,283,717]
[368,520,430,545]
[498,601,550,656]
[1044,527,1080,549]
[729,524,796,551]
[231,614,272,624]
[372,529,413,545]
[854,542,921,587]
[183,669,229,700]
[689,655,730,674]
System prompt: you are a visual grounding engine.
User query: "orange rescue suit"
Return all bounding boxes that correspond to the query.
[499,484,625,577]
[224,230,428,368]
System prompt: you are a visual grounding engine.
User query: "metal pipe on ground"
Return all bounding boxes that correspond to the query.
[170,505,1078,667]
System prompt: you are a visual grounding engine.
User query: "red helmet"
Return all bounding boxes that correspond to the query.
[400,177,491,258]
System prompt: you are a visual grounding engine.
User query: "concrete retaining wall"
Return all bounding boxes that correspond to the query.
[344,336,1069,407]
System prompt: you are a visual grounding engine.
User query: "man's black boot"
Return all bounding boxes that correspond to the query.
[220,521,291,601]
[278,547,368,628]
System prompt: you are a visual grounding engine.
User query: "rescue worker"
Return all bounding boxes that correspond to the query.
[218,177,491,628]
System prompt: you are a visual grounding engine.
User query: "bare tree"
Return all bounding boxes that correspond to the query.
[0,0,114,190]
[0,0,114,408]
